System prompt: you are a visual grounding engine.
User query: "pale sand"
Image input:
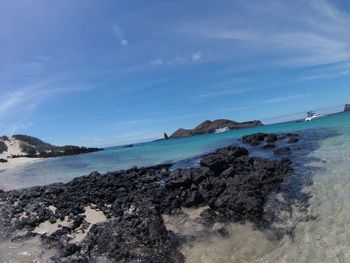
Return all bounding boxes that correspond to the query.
[33,216,71,235]
[69,206,107,243]
[0,137,43,174]
[163,206,274,263]
[162,206,209,234]
[0,157,43,174]
[32,206,107,244]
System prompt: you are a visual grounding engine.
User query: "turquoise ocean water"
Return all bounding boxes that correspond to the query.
[2,112,350,262]
[1,112,350,191]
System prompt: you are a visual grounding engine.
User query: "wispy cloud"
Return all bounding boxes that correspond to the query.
[0,80,93,134]
[298,69,350,82]
[0,122,35,135]
[150,58,164,66]
[179,0,350,67]
[150,51,204,67]
[192,51,202,62]
[199,88,250,98]
[261,93,312,104]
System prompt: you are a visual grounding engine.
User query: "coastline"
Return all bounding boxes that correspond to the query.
[0,157,43,174]
[0,132,305,262]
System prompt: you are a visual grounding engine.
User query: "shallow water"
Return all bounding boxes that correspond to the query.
[1,112,349,191]
[1,112,350,262]
[173,113,350,263]
[0,237,56,263]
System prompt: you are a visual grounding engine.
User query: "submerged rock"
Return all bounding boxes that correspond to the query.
[0,133,297,262]
[274,147,291,155]
[242,133,268,146]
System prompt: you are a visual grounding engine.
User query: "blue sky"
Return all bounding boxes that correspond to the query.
[0,0,350,146]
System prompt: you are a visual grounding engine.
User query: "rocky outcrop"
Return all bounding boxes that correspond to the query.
[164,132,170,140]
[170,128,192,138]
[0,132,300,263]
[170,119,263,138]
[344,104,350,112]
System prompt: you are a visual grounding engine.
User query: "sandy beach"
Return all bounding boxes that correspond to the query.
[0,137,43,174]
[0,157,43,174]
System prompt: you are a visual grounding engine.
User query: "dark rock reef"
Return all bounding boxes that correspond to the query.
[0,133,301,263]
[242,132,299,150]
[170,119,263,138]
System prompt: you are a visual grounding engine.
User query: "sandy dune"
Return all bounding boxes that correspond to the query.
[0,137,42,173]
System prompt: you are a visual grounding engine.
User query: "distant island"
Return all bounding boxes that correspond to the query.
[168,119,263,139]
[345,104,350,112]
[0,134,103,164]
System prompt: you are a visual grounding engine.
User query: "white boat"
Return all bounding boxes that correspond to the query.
[215,127,230,133]
[305,111,323,121]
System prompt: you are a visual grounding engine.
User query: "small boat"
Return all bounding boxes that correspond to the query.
[215,127,230,133]
[305,111,323,121]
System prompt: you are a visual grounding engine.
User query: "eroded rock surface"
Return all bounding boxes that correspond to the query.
[0,133,303,262]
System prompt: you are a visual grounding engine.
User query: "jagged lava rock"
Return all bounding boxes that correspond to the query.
[0,133,295,262]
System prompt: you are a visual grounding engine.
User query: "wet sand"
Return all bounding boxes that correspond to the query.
[0,157,43,174]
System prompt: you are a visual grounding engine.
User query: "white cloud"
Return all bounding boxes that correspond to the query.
[0,81,93,134]
[298,69,350,82]
[150,58,164,66]
[178,0,350,67]
[174,56,186,64]
[339,70,350,76]
[150,52,204,67]
[192,51,202,61]
[121,39,129,46]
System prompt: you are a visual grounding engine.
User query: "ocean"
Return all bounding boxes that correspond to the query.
[1,111,350,262]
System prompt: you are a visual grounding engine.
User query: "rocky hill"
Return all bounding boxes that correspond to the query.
[170,119,263,138]
[0,134,103,161]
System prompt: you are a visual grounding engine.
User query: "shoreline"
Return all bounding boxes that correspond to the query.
[0,132,306,262]
[0,157,44,174]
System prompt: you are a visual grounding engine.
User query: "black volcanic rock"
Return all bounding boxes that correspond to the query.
[164,132,169,140]
[200,146,249,174]
[287,138,299,144]
[266,134,278,143]
[242,132,300,147]
[242,133,268,145]
[0,158,8,163]
[262,143,276,149]
[170,119,263,138]
[0,133,297,262]
[274,147,291,155]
